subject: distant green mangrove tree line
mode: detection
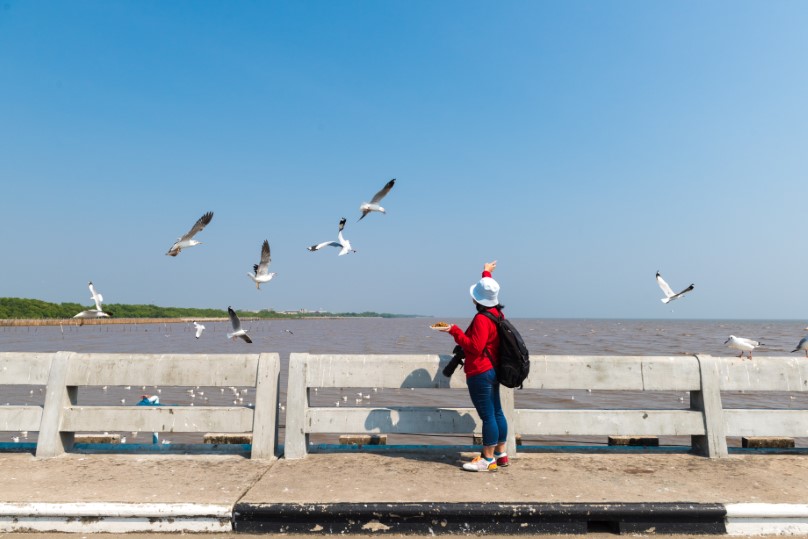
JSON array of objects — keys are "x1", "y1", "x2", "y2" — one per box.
[{"x1": 0, "y1": 298, "x2": 413, "y2": 320}]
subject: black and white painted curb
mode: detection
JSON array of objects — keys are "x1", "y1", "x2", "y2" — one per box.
[
  {"x1": 1, "y1": 501, "x2": 806, "y2": 534},
  {"x1": 233, "y1": 502, "x2": 727, "y2": 534}
]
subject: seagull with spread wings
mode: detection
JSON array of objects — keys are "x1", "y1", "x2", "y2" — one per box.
[
  {"x1": 247, "y1": 239, "x2": 277, "y2": 289},
  {"x1": 74, "y1": 281, "x2": 111, "y2": 319},
  {"x1": 358, "y1": 178, "x2": 395, "y2": 221},
  {"x1": 192, "y1": 321, "x2": 205, "y2": 339},
  {"x1": 227, "y1": 307, "x2": 252, "y2": 343},
  {"x1": 656, "y1": 272, "x2": 694, "y2": 304},
  {"x1": 307, "y1": 217, "x2": 355, "y2": 256},
  {"x1": 166, "y1": 211, "x2": 213, "y2": 256}
]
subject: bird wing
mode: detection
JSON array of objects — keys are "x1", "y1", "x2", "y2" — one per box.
[
  {"x1": 656, "y1": 272, "x2": 675, "y2": 298},
  {"x1": 671, "y1": 284, "x2": 695, "y2": 299},
  {"x1": 88, "y1": 282, "x2": 103, "y2": 310},
  {"x1": 255, "y1": 240, "x2": 271, "y2": 276},
  {"x1": 369, "y1": 178, "x2": 395, "y2": 204},
  {"x1": 308, "y1": 241, "x2": 340, "y2": 252},
  {"x1": 227, "y1": 306, "x2": 242, "y2": 331},
  {"x1": 179, "y1": 211, "x2": 213, "y2": 241},
  {"x1": 240, "y1": 333, "x2": 253, "y2": 344}
]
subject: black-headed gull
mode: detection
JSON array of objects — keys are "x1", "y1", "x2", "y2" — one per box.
[
  {"x1": 74, "y1": 281, "x2": 111, "y2": 319},
  {"x1": 307, "y1": 217, "x2": 355, "y2": 256},
  {"x1": 227, "y1": 306, "x2": 252, "y2": 343},
  {"x1": 247, "y1": 239, "x2": 276, "y2": 289},
  {"x1": 724, "y1": 335, "x2": 763, "y2": 359},
  {"x1": 192, "y1": 321, "x2": 205, "y2": 339},
  {"x1": 791, "y1": 336, "x2": 808, "y2": 357},
  {"x1": 358, "y1": 178, "x2": 395, "y2": 221},
  {"x1": 166, "y1": 211, "x2": 213, "y2": 256},
  {"x1": 656, "y1": 272, "x2": 694, "y2": 304},
  {"x1": 89, "y1": 281, "x2": 104, "y2": 311}
]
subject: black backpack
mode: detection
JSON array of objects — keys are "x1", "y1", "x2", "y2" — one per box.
[{"x1": 480, "y1": 311, "x2": 530, "y2": 389}]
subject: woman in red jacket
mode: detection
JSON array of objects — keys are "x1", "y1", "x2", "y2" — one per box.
[{"x1": 438, "y1": 260, "x2": 509, "y2": 472}]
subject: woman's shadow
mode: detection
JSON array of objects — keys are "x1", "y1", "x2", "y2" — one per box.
[{"x1": 360, "y1": 362, "x2": 477, "y2": 468}]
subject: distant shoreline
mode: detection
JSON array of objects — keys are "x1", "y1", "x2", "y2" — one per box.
[{"x1": 0, "y1": 316, "x2": 403, "y2": 327}]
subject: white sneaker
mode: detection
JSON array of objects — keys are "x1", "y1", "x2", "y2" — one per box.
[{"x1": 462, "y1": 456, "x2": 497, "y2": 472}]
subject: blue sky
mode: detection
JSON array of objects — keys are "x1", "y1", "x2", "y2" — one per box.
[{"x1": 1, "y1": 1, "x2": 807, "y2": 319}]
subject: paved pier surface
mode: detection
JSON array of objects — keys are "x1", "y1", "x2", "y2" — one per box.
[{"x1": 1, "y1": 450, "x2": 807, "y2": 535}]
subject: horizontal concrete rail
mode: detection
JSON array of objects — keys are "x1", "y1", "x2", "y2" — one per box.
[
  {"x1": 0, "y1": 353, "x2": 53, "y2": 436},
  {"x1": 32, "y1": 351, "x2": 280, "y2": 460},
  {"x1": 0, "y1": 352, "x2": 54, "y2": 384},
  {"x1": 61, "y1": 406, "x2": 257, "y2": 433},
  {"x1": 525, "y1": 355, "x2": 702, "y2": 391},
  {"x1": 716, "y1": 356, "x2": 808, "y2": 392},
  {"x1": 514, "y1": 410, "x2": 707, "y2": 436}
]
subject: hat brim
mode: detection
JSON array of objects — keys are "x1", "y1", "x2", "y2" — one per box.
[{"x1": 470, "y1": 283, "x2": 499, "y2": 307}]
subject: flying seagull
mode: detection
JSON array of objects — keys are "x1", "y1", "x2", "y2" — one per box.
[
  {"x1": 227, "y1": 306, "x2": 252, "y2": 343},
  {"x1": 358, "y1": 178, "x2": 396, "y2": 221},
  {"x1": 791, "y1": 336, "x2": 808, "y2": 357},
  {"x1": 656, "y1": 272, "x2": 694, "y2": 304},
  {"x1": 88, "y1": 281, "x2": 104, "y2": 311},
  {"x1": 166, "y1": 211, "x2": 213, "y2": 256},
  {"x1": 247, "y1": 239, "x2": 277, "y2": 289},
  {"x1": 724, "y1": 335, "x2": 763, "y2": 359},
  {"x1": 192, "y1": 321, "x2": 205, "y2": 339},
  {"x1": 307, "y1": 217, "x2": 355, "y2": 256},
  {"x1": 74, "y1": 281, "x2": 111, "y2": 320}
]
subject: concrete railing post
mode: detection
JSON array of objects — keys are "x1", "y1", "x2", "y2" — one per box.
[
  {"x1": 501, "y1": 387, "x2": 517, "y2": 456},
  {"x1": 691, "y1": 354, "x2": 728, "y2": 458},
  {"x1": 284, "y1": 353, "x2": 308, "y2": 459},
  {"x1": 251, "y1": 353, "x2": 280, "y2": 460},
  {"x1": 36, "y1": 351, "x2": 75, "y2": 458}
]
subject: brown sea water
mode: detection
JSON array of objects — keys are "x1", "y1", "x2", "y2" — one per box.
[{"x1": 2, "y1": 317, "x2": 807, "y2": 447}]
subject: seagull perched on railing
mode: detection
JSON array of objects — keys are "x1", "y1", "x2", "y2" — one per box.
[
  {"x1": 358, "y1": 178, "x2": 395, "y2": 221},
  {"x1": 791, "y1": 336, "x2": 808, "y2": 357},
  {"x1": 724, "y1": 335, "x2": 763, "y2": 359},
  {"x1": 656, "y1": 272, "x2": 694, "y2": 304},
  {"x1": 247, "y1": 239, "x2": 277, "y2": 289},
  {"x1": 166, "y1": 211, "x2": 213, "y2": 256},
  {"x1": 227, "y1": 307, "x2": 252, "y2": 343},
  {"x1": 307, "y1": 217, "x2": 355, "y2": 256}
]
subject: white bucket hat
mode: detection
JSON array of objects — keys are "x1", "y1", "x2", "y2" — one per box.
[{"x1": 470, "y1": 277, "x2": 500, "y2": 307}]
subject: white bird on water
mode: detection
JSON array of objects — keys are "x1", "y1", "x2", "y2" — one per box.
[
  {"x1": 166, "y1": 211, "x2": 213, "y2": 256},
  {"x1": 724, "y1": 335, "x2": 763, "y2": 359},
  {"x1": 227, "y1": 307, "x2": 252, "y2": 343},
  {"x1": 73, "y1": 281, "x2": 111, "y2": 319},
  {"x1": 656, "y1": 272, "x2": 695, "y2": 304},
  {"x1": 247, "y1": 239, "x2": 277, "y2": 289},
  {"x1": 307, "y1": 217, "x2": 356, "y2": 256},
  {"x1": 192, "y1": 321, "x2": 205, "y2": 339},
  {"x1": 358, "y1": 178, "x2": 396, "y2": 221},
  {"x1": 791, "y1": 336, "x2": 808, "y2": 357}
]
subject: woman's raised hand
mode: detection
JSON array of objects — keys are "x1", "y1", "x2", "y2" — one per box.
[{"x1": 484, "y1": 260, "x2": 497, "y2": 273}]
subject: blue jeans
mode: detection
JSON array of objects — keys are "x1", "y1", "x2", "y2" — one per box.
[{"x1": 466, "y1": 369, "x2": 508, "y2": 447}]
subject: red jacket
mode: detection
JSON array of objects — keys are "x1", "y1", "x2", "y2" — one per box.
[{"x1": 448, "y1": 271, "x2": 502, "y2": 378}]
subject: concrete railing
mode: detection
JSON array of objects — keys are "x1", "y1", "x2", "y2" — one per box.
[
  {"x1": 4, "y1": 352, "x2": 806, "y2": 460},
  {"x1": 0, "y1": 351, "x2": 280, "y2": 459},
  {"x1": 284, "y1": 353, "x2": 808, "y2": 459},
  {"x1": 0, "y1": 353, "x2": 53, "y2": 438}
]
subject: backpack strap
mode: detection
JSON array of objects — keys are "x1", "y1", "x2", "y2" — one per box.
[{"x1": 479, "y1": 311, "x2": 501, "y2": 368}]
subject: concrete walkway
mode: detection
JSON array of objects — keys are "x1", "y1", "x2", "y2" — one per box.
[{"x1": 1, "y1": 449, "x2": 807, "y2": 535}]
